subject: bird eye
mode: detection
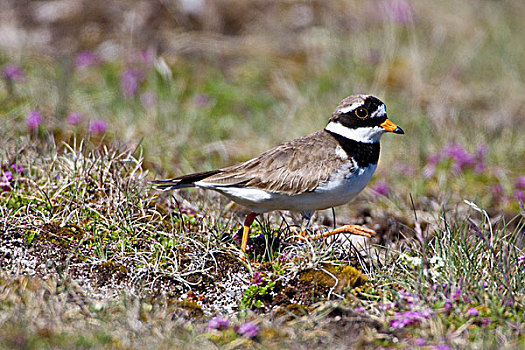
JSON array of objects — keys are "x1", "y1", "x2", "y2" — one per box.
[{"x1": 355, "y1": 107, "x2": 368, "y2": 119}]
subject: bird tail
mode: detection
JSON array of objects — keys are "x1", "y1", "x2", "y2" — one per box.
[{"x1": 152, "y1": 170, "x2": 221, "y2": 190}]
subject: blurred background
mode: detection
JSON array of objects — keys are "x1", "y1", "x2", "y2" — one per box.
[{"x1": 1, "y1": 0, "x2": 525, "y2": 214}]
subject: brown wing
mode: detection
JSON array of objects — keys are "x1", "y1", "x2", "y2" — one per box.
[{"x1": 199, "y1": 130, "x2": 350, "y2": 195}]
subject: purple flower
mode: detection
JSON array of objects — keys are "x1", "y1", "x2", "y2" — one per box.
[
  {"x1": 452, "y1": 288, "x2": 461, "y2": 300},
  {"x1": 2, "y1": 64, "x2": 25, "y2": 81},
  {"x1": 207, "y1": 317, "x2": 229, "y2": 330},
  {"x1": 380, "y1": 0, "x2": 413, "y2": 25},
  {"x1": 10, "y1": 164, "x2": 23, "y2": 174},
  {"x1": 193, "y1": 93, "x2": 211, "y2": 108},
  {"x1": 354, "y1": 306, "x2": 365, "y2": 312},
  {"x1": 237, "y1": 322, "x2": 259, "y2": 338},
  {"x1": 2, "y1": 171, "x2": 13, "y2": 182},
  {"x1": 515, "y1": 177, "x2": 525, "y2": 189},
  {"x1": 89, "y1": 119, "x2": 107, "y2": 134},
  {"x1": 379, "y1": 302, "x2": 395, "y2": 310},
  {"x1": 414, "y1": 338, "x2": 426, "y2": 346},
  {"x1": 26, "y1": 110, "x2": 42, "y2": 129},
  {"x1": 399, "y1": 289, "x2": 415, "y2": 304},
  {"x1": 67, "y1": 112, "x2": 82, "y2": 125},
  {"x1": 514, "y1": 190, "x2": 525, "y2": 202},
  {"x1": 140, "y1": 92, "x2": 157, "y2": 108},
  {"x1": 482, "y1": 281, "x2": 488, "y2": 288},
  {"x1": 251, "y1": 272, "x2": 263, "y2": 285},
  {"x1": 120, "y1": 68, "x2": 144, "y2": 97},
  {"x1": 1, "y1": 171, "x2": 13, "y2": 191},
  {"x1": 466, "y1": 307, "x2": 479, "y2": 316},
  {"x1": 278, "y1": 253, "x2": 288, "y2": 263},
  {"x1": 423, "y1": 164, "x2": 436, "y2": 178},
  {"x1": 442, "y1": 144, "x2": 476, "y2": 171},
  {"x1": 389, "y1": 310, "x2": 430, "y2": 329},
  {"x1": 372, "y1": 181, "x2": 390, "y2": 196},
  {"x1": 474, "y1": 162, "x2": 486, "y2": 173},
  {"x1": 75, "y1": 52, "x2": 99, "y2": 68},
  {"x1": 475, "y1": 144, "x2": 488, "y2": 160},
  {"x1": 443, "y1": 301, "x2": 452, "y2": 310},
  {"x1": 140, "y1": 49, "x2": 154, "y2": 66},
  {"x1": 426, "y1": 154, "x2": 442, "y2": 165},
  {"x1": 396, "y1": 162, "x2": 415, "y2": 177},
  {"x1": 432, "y1": 345, "x2": 451, "y2": 350},
  {"x1": 491, "y1": 184, "x2": 503, "y2": 197}
]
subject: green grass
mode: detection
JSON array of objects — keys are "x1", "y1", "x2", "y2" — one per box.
[{"x1": 1, "y1": 0, "x2": 525, "y2": 348}]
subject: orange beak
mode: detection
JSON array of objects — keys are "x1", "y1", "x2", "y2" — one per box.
[{"x1": 380, "y1": 119, "x2": 404, "y2": 134}]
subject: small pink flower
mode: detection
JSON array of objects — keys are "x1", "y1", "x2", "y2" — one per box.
[
  {"x1": 475, "y1": 144, "x2": 488, "y2": 159},
  {"x1": 414, "y1": 338, "x2": 426, "y2": 346},
  {"x1": 372, "y1": 181, "x2": 390, "y2": 196},
  {"x1": 67, "y1": 112, "x2": 82, "y2": 125},
  {"x1": 389, "y1": 310, "x2": 431, "y2": 329},
  {"x1": 515, "y1": 177, "x2": 525, "y2": 189},
  {"x1": 193, "y1": 93, "x2": 211, "y2": 108},
  {"x1": 518, "y1": 255, "x2": 525, "y2": 266},
  {"x1": 278, "y1": 253, "x2": 288, "y2": 263},
  {"x1": 442, "y1": 144, "x2": 476, "y2": 171},
  {"x1": 474, "y1": 162, "x2": 486, "y2": 173},
  {"x1": 140, "y1": 49, "x2": 154, "y2": 66},
  {"x1": 432, "y1": 345, "x2": 451, "y2": 350},
  {"x1": 120, "y1": 68, "x2": 144, "y2": 97},
  {"x1": 379, "y1": 302, "x2": 395, "y2": 310},
  {"x1": 89, "y1": 119, "x2": 107, "y2": 134},
  {"x1": 237, "y1": 322, "x2": 259, "y2": 338},
  {"x1": 26, "y1": 110, "x2": 42, "y2": 129},
  {"x1": 354, "y1": 306, "x2": 365, "y2": 312},
  {"x1": 10, "y1": 164, "x2": 23, "y2": 174},
  {"x1": 514, "y1": 190, "x2": 525, "y2": 202},
  {"x1": 207, "y1": 317, "x2": 229, "y2": 330},
  {"x1": 452, "y1": 288, "x2": 461, "y2": 300},
  {"x1": 75, "y1": 52, "x2": 99, "y2": 69},
  {"x1": 1, "y1": 171, "x2": 13, "y2": 191},
  {"x1": 466, "y1": 307, "x2": 479, "y2": 316},
  {"x1": 491, "y1": 184, "x2": 503, "y2": 197},
  {"x1": 140, "y1": 92, "x2": 157, "y2": 108},
  {"x1": 2, "y1": 64, "x2": 25, "y2": 81},
  {"x1": 380, "y1": 0, "x2": 414, "y2": 25},
  {"x1": 251, "y1": 272, "x2": 263, "y2": 285}
]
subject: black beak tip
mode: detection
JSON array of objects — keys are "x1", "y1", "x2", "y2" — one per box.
[{"x1": 393, "y1": 126, "x2": 405, "y2": 134}]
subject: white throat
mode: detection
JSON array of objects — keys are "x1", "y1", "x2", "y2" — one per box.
[{"x1": 325, "y1": 121, "x2": 384, "y2": 143}]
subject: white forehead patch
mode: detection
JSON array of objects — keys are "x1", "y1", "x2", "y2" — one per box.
[
  {"x1": 371, "y1": 104, "x2": 386, "y2": 118},
  {"x1": 337, "y1": 101, "x2": 364, "y2": 114},
  {"x1": 325, "y1": 121, "x2": 385, "y2": 143}
]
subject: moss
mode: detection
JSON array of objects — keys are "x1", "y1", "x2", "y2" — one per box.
[
  {"x1": 179, "y1": 300, "x2": 204, "y2": 319},
  {"x1": 95, "y1": 261, "x2": 129, "y2": 284},
  {"x1": 274, "y1": 303, "x2": 309, "y2": 320},
  {"x1": 37, "y1": 222, "x2": 85, "y2": 248},
  {"x1": 298, "y1": 264, "x2": 366, "y2": 291},
  {"x1": 298, "y1": 264, "x2": 366, "y2": 294}
]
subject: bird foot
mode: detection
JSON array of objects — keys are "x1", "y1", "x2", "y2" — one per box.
[{"x1": 298, "y1": 224, "x2": 376, "y2": 241}]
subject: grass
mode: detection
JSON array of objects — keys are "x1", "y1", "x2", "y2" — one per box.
[{"x1": 1, "y1": 0, "x2": 525, "y2": 348}]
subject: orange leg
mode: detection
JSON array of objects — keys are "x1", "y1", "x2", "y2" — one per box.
[
  {"x1": 298, "y1": 216, "x2": 375, "y2": 241},
  {"x1": 298, "y1": 217, "x2": 311, "y2": 240},
  {"x1": 240, "y1": 212, "x2": 257, "y2": 262}
]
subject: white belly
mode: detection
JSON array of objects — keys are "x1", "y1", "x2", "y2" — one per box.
[{"x1": 196, "y1": 163, "x2": 377, "y2": 214}]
